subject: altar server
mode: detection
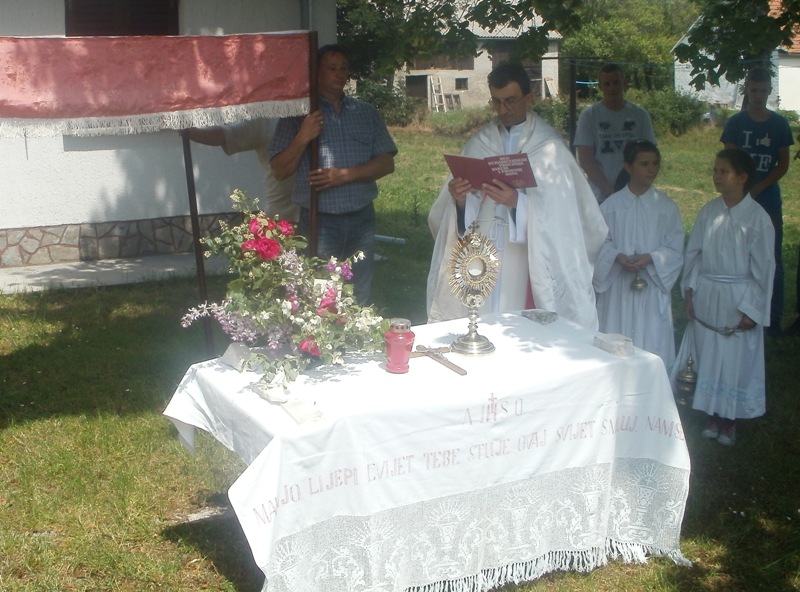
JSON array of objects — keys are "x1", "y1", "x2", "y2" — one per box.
[
  {"x1": 672, "y1": 148, "x2": 775, "y2": 447},
  {"x1": 593, "y1": 140, "x2": 684, "y2": 368}
]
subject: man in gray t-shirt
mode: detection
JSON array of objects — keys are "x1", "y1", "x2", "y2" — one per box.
[{"x1": 574, "y1": 63, "x2": 656, "y2": 203}]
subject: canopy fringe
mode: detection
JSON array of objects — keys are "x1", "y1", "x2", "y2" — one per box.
[{"x1": 0, "y1": 98, "x2": 309, "y2": 138}]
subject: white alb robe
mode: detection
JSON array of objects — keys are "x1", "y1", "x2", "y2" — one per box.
[
  {"x1": 671, "y1": 195, "x2": 775, "y2": 419},
  {"x1": 593, "y1": 186, "x2": 684, "y2": 368},
  {"x1": 427, "y1": 113, "x2": 608, "y2": 330}
]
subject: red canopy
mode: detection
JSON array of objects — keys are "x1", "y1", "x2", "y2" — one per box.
[{"x1": 0, "y1": 32, "x2": 310, "y2": 137}]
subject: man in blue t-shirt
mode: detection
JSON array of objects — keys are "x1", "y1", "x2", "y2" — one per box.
[{"x1": 721, "y1": 66, "x2": 794, "y2": 335}]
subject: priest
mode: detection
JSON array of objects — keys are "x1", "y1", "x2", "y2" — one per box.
[{"x1": 426, "y1": 63, "x2": 607, "y2": 329}]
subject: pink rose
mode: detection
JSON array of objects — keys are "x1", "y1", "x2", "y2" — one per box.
[
  {"x1": 277, "y1": 220, "x2": 294, "y2": 236},
  {"x1": 299, "y1": 338, "x2": 320, "y2": 357},
  {"x1": 242, "y1": 237, "x2": 281, "y2": 260},
  {"x1": 317, "y1": 286, "x2": 338, "y2": 315},
  {"x1": 249, "y1": 218, "x2": 263, "y2": 237}
]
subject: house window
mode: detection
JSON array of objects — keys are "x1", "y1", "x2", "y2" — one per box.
[
  {"x1": 405, "y1": 75, "x2": 428, "y2": 99},
  {"x1": 65, "y1": 0, "x2": 179, "y2": 36},
  {"x1": 455, "y1": 78, "x2": 468, "y2": 90}
]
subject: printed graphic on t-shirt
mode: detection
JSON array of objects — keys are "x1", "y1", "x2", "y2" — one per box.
[
  {"x1": 598, "y1": 119, "x2": 640, "y2": 155},
  {"x1": 740, "y1": 130, "x2": 774, "y2": 173}
]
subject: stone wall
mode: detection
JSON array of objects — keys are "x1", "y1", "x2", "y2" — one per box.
[{"x1": 0, "y1": 212, "x2": 240, "y2": 267}]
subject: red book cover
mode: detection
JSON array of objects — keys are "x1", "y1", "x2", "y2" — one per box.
[{"x1": 444, "y1": 153, "x2": 537, "y2": 189}]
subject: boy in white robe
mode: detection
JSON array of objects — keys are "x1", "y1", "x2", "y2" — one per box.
[
  {"x1": 594, "y1": 140, "x2": 684, "y2": 368},
  {"x1": 426, "y1": 64, "x2": 607, "y2": 330}
]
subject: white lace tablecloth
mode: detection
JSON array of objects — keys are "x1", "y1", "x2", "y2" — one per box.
[{"x1": 164, "y1": 312, "x2": 691, "y2": 592}]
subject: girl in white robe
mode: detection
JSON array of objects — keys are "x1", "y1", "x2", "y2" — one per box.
[
  {"x1": 672, "y1": 148, "x2": 775, "y2": 446},
  {"x1": 594, "y1": 141, "x2": 684, "y2": 368}
]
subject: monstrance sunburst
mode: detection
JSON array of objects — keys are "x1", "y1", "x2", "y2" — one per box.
[{"x1": 447, "y1": 223, "x2": 499, "y2": 355}]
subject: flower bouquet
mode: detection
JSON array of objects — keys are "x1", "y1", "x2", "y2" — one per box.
[{"x1": 182, "y1": 190, "x2": 387, "y2": 386}]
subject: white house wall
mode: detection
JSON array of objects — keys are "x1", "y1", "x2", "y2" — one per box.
[
  {"x1": 777, "y1": 55, "x2": 800, "y2": 113},
  {"x1": 406, "y1": 40, "x2": 560, "y2": 111},
  {"x1": 180, "y1": 0, "x2": 336, "y2": 42},
  {"x1": 1, "y1": 0, "x2": 335, "y2": 265},
  {"x1": 673, "y1": 61, "x2": 743, "y2": 109},
  {"x1": 2, "y1": 0, "x2": 64, "y2": 34},
  {"x1": 672, "y1": 49, "x2": 798, "y2": 114},
  {"x1": 541, "y1": 44, "x2": 559, "y2": 97}
]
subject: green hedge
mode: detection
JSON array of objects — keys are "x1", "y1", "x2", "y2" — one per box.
[
  {"x1": 354, "y1": 79, "x2": 427, "y2": 127},
  {"x1": 624, "y1": 88, "x2": 707, "y2": 137},
  {"x1": 363, "y1": 83, "x2": 711, "y2": 138}
]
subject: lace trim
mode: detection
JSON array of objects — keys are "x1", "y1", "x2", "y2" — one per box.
[
  {"x1": 0, "y1": 98, "x2": 309, "y2": 138},
  {"x1": 261, "y1": 459, "x2": 691, "y2": 591}
]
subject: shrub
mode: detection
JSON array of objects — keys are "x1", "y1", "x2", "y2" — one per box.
[
  {"x1": 533, "y1": 98, "x2": 570, "y2": 135},
  {"x1": 625, "y1": 88, "x2": 706, "y2": 137},
  {"x1": 354, "y1": 79, "x2": 427, "y2": 127},
  {"x1": 429, "y1": 108, "x2": 494, "y2": 136},
  {"x1": 427, "y1": 98, "x2": 574, "y2": 137},
  {"x1": 715, "y1": 107, "x2": 798, "y2": 128},
  {"x1": 777, "y1": 108, "x2": 799, "y2": 125}
]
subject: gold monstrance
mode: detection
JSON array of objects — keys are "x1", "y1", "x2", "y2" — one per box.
[{"x1": 447, "y1": 223, "x2": 500, "y2": 355}]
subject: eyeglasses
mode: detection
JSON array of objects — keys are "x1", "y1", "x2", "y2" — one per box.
[{"x1": 488, "y1": 96, "x2": 522, "y2": 109}]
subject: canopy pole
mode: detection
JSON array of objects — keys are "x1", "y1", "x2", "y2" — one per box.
[
  {"x1": 181, "y1": 131, "x2": 215, "y2": 358},
  {"x1": 308, "y1": 31, "x2": 320, "y2": 257}
]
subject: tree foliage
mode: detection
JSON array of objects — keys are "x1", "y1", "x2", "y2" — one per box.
[
  {"x1": 337, "y1": 0, "x2": 584, "y2": 81},
  {"x1": 559, "y1": 0, "x2": 699, "y2": 91},
  {"x1": 674, "y1": 0, "x2": 800, "y2": 89},
  {"x1": 337, "y1": 0, "x2": 800, "y2": 96}
]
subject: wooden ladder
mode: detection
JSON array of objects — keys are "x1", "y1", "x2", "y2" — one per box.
[{"x1": 430, "y1": 76, "x2": 447, "y2": 112}]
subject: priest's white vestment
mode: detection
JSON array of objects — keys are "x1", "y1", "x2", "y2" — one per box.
[
  {"x1": 593, "y1": 186, "x2": 684, "y2": 368},
  {"x1": 672, "y1": 195, "x2": 775, "y2": 419},
  {"x1": 426, "y1": 113, "x2": 607, "y2": 330}
]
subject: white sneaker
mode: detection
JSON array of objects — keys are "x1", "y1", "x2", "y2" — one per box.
[
  {"x1": 701, "y1": 418, "x2": 720, "y2": 439},
  {"x1": 717, "y1": 423, "x2": 736, "y2": 446}
]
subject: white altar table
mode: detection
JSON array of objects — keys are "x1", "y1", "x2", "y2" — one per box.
[{"x1": 164, "y1": 312, "x2": 691, "y2": 592}]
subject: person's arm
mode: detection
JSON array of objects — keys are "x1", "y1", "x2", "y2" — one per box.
[
  {"x1": 576, "y1": 145, "x2": 614, "y2": 197},
  {"x1": 481, "y1": 178, "x2": 519, "y2": 209},
  {"x1": 619, "y1": 253, "x2": 651, "y2": 272},
  {"x1": 309, "y1": 153, "x2": 395, "y2": 191},
  {"x1": 447, "y1": 177, "x2": 472, "y2": 235},
  {"x1": 186, "y1": 126, "x2": 226, "y2": 148},
  {"x1": 270, "y1": 111, "x2": 324, "y2": 181},
  {"x1": 749, "y1": 146, "x2": 790, "y2": 199}
]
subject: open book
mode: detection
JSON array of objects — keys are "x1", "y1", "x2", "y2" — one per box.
[{"x1": 444, "y1": 153, "x2": 537, "y2": 189}]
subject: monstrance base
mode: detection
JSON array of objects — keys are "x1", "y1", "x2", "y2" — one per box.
[{"x1": 451, "y1": 331, "x2": 495, "y2": 356}]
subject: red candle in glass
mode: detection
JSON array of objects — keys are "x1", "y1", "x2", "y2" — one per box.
[{"x1": 384, "y1": 318, "x2": 415, "y2": 373}]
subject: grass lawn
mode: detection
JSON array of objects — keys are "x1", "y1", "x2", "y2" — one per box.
[{"x1": 1, "y1": 123, "x2": 799, "y2": 591}]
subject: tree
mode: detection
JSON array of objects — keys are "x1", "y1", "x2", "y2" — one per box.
[
  {"x1": 337, "y1": 0, "x2": 585, "y2": 82},
  {"x1": 674, "y1": 0, "x2": 800, "y2": 89},
  {"x1": 559, "y1": 0, "x2": 699, "y2": 91}
]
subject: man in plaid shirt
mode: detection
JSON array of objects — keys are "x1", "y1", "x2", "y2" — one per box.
[{"x1": 270, "y1": 45, "x2": 397, "y2": 305}]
